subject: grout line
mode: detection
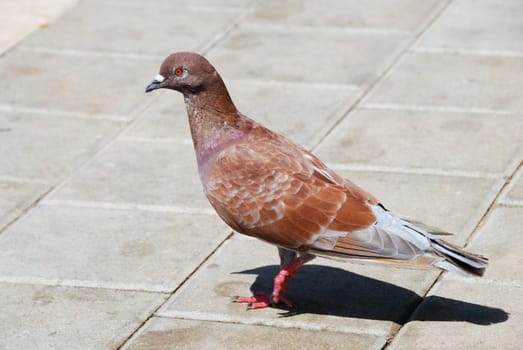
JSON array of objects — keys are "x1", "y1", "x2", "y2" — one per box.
[
  {"x1": 224, "y1": 78, "x2": 361, "y2": 91},
  {"x1": 0, "y1": 276, "x2": 173, "y2": 293},
  {"x1": 118, "y1": 136, "x2": 193, "y2": 144},
  {"x1": 464, "y1": 160, "x2": 522, "y2": 247},
  {"x1": 412, "y1": 47, "x2": 523, "y2": 59},
  {"x1": 40, "y1": 199, "x2": 216, "y2": 215},
  {"x1": 196, "y1": 0, "x2": 258, "y2": 54},
  {"x1": 442, "y1": 274, "x2": 523, "y2": 289},
  {"x1": 359, "y1": 103, "x2": 523, "y2": 117},
  {"x1": 498, "y1": 199, "x2": 523, "y2": 207},
  {"x1": 0, "y1": 175, "x2": 49, "y2": 185},
  {"x1": 327, "y1": 163, "x2": 503, "y2": 179},
  {"x1": 155, "y1": 310, "x2": 385, "y2": 337},
  {"x1": 0, "y1": 104, "x2": 131, "y2": 122},
  {"x1": 18, "y1": 45, "x2": 163, "y2": 61},
  {"x1": 115, "y1": 231, "x2": 235, "y2": 350},
  {"x1": 237, "y1": 22, "x2": 413, "y2": 36},
  {"x1": 0, "y1": 186, "x2": 55, "y2": 236}
]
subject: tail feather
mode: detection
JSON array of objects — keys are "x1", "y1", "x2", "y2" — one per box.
[{"x1": 430, "y1": 238, "x2": 488, "y2": 276}]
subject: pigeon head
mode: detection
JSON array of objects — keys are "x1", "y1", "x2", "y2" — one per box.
[{"x1": 145, "y1": 52, "x2": 223, "y2": 96}]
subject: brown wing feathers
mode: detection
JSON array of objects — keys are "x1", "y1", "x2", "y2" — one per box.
[{"x1": 206, "y1": 140, "x2": 378, "y2": 250}]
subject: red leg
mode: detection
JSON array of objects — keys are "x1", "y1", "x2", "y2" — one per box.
[{"x1": 233, "y1": 259, "x2": 305, "y2": 310}]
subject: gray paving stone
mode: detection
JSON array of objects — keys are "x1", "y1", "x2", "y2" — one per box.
[
  {"x1": 0, "y1": 179, "x2": 48, "y2": 230},
  {"x1": 315, "y1": 108, "x2": 523, "y2": 173},
  {"x1": 0, "y1": 111, "x2": 124, "y2": 181},
  {"x1": 0, "y1": 282, "x2": 166, "y2": 350},
  {"x1": 125, "y1": 80, "x2": 361, "y2": 147},
  {"x1": 0, "y1": 205, "x2": 230, "y2": 291},
  {"x1": 123, "y1": 316, "x2": 385, "y2": 350},
  {"x1": 365, "y1": 51, "x2": 523, "y2": 112},
  {"x1": 47, "y1": 139, "x2": 212, "y2": 211},
  {"x1": 0, "y1": 49, "x2": 156, "y2": 118},
  {"x1": 0, "y1": 0, "x2": 75, "y2": 53},
  {"x1": 22, "y1": 2, "x2": 242, "y2": 56},
  {"x1": 159, "y1": 235, "x2": 439, "y2": 336},
  {"x1": 207, "y1": 26, "x2": 409, "y2": 85},
  {"x1": 388, "y1": 279, "x2": 515, "y2": 350},
  {"x1": 248, "y1": 0, "x2": 443, "y2": 32},
  {"x1": 335, "y1": 170, "x2": 499, "y2": 244},
  {"x1": 467, "y1": 206, "x2": 523, "y2": 285},
  {"x1": 416, "y1": 0, "x2": 523, "y2": 53}
]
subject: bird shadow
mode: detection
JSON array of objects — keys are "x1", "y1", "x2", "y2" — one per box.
[{"x1": 233, "y1": 265, "x2": 508, "y2": 325}]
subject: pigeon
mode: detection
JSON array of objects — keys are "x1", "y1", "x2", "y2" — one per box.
[{"x1": 145, "y1": 52, "x2": 488, "y2": 310}]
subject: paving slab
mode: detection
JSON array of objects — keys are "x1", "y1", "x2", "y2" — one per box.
[
  {"x1": 22, "y1": 1, "x2": 242, "y2": 56},
  {"x1": 466, "y1": 206, "x2": 523, "y2": 285},
  {"x1": 335, "y1": 170, "x2": 500, "y2": 244},
  {"x1": 0, "y1": 0, "x2": 76, "y2": 53},
  {"x1": 388, "y1": 279, "x2": 514, "y2": 350},
  {"x1": 46, "y1": 139, "x2": 212, "y2": 211},
  {"x1": 247, "y1": 0, "x2": 443, "y2": 32},
  {"x1": 0, "y1": 49, "x2": 156, "y2": 118},
  {"x1": 364, "y1": 51, "x2": 523, "y2": 112},
  {"x1": 0, "y1": 179, "x2": 48, "y2": 231},
  {"x1": 126, "y1": 79, "x2": 361, "y2": 147},
  {"x1": 207, "y1": 26, "x2": 409, "y2": 85},
  {"x1": 0, "y1": 282, "x2": 166, "y2": 350},
  {"x1": 0, "y1": 111, "x2": 124, "y2": 181},
  {"x1": 123, "y1": 316, "x2": 386, "y2": 350},
  {"x1": 315, "y1": 108, "x2": 523, "y2": 174},
  {"x1": 159, "y1": 235, "x2": 440, "y2": 336},
  {"x1": 416, "y1": 0, "x2": 523, "y2": 53},
  {"x1": 0, "y1": 205, "x2": 230, "y2": 291}
]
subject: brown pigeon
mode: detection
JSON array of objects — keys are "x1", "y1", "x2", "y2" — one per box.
[{"x1": 145, "y1": 52, "x2": 488, "y2": 309}]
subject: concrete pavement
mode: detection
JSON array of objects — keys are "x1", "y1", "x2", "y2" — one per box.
[{"x1": 1, "y1": 0, "x2": 521, "y2": 349}]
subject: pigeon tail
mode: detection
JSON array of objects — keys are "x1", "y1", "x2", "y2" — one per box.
[{"x1": 430, "y1": 237, "x2": 488, "y2": 276}]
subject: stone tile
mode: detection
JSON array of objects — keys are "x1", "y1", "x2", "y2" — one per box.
[
  {"x1": 0, "y1": 282, "x2": 166, "y2": 350},
  {"x1": 23, "y1": 2, "x2": 242, "y2": 56},
  {"x1": 0, "y1": 111, "x2": 124, "y2": 181},
  {"x1": 123, "y1": 317, "x2": 385, "y2": 350},
  {"x1": 502, "y1": 168, "x2": 523, "y2": 205},
  {"x1": 0, "y1": 0, "x2": 76, "y2": 53},
  {"x1": 208, "y1": 27, "x2": 408, "y2": 85},
  {"x1": 0, "y1": 49, "x2": 156, "y2": 118},
  {"x1": 0, "y1": 205, "x2": 230, "y2": 291},
  {"x1": 0, "y1": 179, "x2": 48, "y2": 230},
  {"x1": 389, "y1": 279, "x2": 514, "y2": 349},
  {"x1": 336, "y1": 170, "x2": 499, "y2": 243},
  {"x1": 47, "y1": 139, "x2": 212, "y2": 210},
  {"x1": 365, "y1": 51, "x2": 523, "y2": 112},
  {"x1": 249, "y1": 0, "x2": 443, "y2": 32},
  {"x1": 467, "y1": 206, "x2": 523, "y2": 285},
  {"x1": 315, "y1": 109, "x2": 523, "y2": 173},
  {"x1": 125, "y1": 80, "x2": 361, "y2": 147},
  {"x1": 159, "y1": 235, "x2": 440, "y2": 336},
  {"x1": 416, "y1": 0, "x2": 523, "y2": 53}
]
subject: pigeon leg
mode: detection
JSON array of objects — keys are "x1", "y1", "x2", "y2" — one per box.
[{"x1": 233, "y1": 259, "x2": 305, "y2": 310}]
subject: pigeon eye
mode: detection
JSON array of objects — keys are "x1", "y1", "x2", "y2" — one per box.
[{"x1": 174, "y1": 67, "x2": 184, "y2": 77}]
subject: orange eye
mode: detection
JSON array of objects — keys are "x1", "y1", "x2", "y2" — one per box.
[{"x1": 174, "y1": 67, "x2": 184, "y2": 77}]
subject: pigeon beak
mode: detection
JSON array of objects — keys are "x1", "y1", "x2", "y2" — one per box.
[{"x1": 145, "y1": 74, "x2": 166, "y2": 93}]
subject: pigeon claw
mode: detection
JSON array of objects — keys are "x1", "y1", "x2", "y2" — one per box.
[{"x1": 232, "y1": 292, "x2": 293, "y2": 310}]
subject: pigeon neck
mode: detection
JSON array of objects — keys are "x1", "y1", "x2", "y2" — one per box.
[{"x1": 183, "y1": 89, "x2": 245, "y2": 160}]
